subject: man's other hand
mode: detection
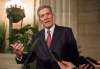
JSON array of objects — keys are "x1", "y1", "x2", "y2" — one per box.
[
  {"x1": 10, "y1": 41, "x2": 24, "y2": 57},
  {"x1": 79, "y1": 64, "x2": 95, "y2": 69},
  {"x1": 57, "y1": 61, "x2": 74, "y2": 69}
]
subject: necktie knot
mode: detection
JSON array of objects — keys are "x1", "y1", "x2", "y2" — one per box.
[{"x1": 47, "y1": 30, "x2": 50, "y2": 35}]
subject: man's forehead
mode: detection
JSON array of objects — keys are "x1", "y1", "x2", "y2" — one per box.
[
  {"x1": 39, "y1": 7, "x2": 51, "y2": 12},
  {"x1": 38, "y1": 8, "x2": 51, "y2": 14}
]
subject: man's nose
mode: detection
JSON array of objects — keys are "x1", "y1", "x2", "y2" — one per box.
[{"x1": 44, "y1": 15, "x2": 48, "y2": 20}]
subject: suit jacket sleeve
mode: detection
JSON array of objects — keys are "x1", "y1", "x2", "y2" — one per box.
[{"x1": 63, "y1": 28, "x2": 80, "y2": 66}]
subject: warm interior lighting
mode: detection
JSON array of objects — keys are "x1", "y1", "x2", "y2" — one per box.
[
  {"x1": 5, "y1": 0, "x2": 40, "y2": 28},
  {"x1": 5, "y1": 0, "x2": 24, "y2": 9}
]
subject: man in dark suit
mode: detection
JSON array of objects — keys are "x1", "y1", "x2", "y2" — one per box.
[{"x1": 11, "y1": 5, "x2": 94, "y2": 69}]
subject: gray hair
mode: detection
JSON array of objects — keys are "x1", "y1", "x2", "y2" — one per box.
[{"x1": 37, "y1": 5, "x2": 52, "y2": 15}]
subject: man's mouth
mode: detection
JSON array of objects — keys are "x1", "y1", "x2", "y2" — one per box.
[{"x1": 44, "y1": 21, "x2": 50, "y2": 23}]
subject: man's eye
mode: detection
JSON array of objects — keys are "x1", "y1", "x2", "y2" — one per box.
[
  {"x1": 46, "y1": 13, "x2": 50, "y2": 15},
  {"x1": 40, "y1": 15, "x2": 44, "y2": 18}
]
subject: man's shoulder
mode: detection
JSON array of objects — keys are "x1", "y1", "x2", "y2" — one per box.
[
  {"x1": 55, "y1": 25, "x2": 72, "y2": 31},
  {"x1": 35, "y1": 29, "x2": 44, "y2": 37}
]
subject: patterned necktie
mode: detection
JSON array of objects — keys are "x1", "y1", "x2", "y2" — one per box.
[{"x1": 47, "y1": 30, "x2": 52, "y2": 48}]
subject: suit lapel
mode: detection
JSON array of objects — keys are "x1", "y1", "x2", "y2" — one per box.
[
  {"x1": 40, "y1": 29, "x2": 49, "y2": 49},
  {"x1": 50, "y1": 25, "x2": 59, "y2": 49},
  {"x1": 40, "y1": 25, "x2": 60, "y2": 50}
]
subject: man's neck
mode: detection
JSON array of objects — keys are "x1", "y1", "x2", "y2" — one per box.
[{"x1": 45, "y1": 24, "x2": 55, "y2": 31}]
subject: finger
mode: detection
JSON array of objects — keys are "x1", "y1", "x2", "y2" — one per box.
[
  {"x1": 16, "y1": 44, "x2": 23, "y2": 50},
  {"x1": 98, "y1": 61, "x2": 100, "y2": 63},
  {"x1": 10, "y1": 42, "x2": 19, "y2": 49},
  {"x1": 60, "y1": 61, "x2": 68, "y2": 64},
  {"x1": 62, "y1": 61, "x2": 69, "y2": 64},
  {"x1": 57, "y1": 61, "x2": 62, "y2": 66},
  {"x1": 59, "y1": 61, "x2": 68, "y2": 66},
  {"x1": 83, "y1": 64, "x2": 90, "y2": 69},
  {"x1": 10, "y1": 44, "x2": 14, "y2": 48},
  {"x1": 87, "y1": 64, "x2": 94, "y2": 69},
  {"x1": 79, "y1": 64, "x2": 86, "y2": 69},
  {"x1": 16, "y1": 44, "x2": 24, "y2": 52},
  {"x1": 89, "y1": 66, "x2": 94, "y2": 69},
  {"x1": 57, "y1": 61, "x2": 64, "y2": 67},
  {"x1": 14, "y1": 42, "x2": 19, "y2": 46},
  {"x1": 10, "y1": 44, "x2": 18, "y2": 51},
  {"x1": 14, "y1": 43, "x2": 23, "y2": 50},
  {"x1": 61, "y1": 61, "x2": 72, "y2": 67}
]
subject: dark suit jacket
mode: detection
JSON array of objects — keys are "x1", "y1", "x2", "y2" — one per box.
[{"x1": 16, "y1": 25, "x2": 80, "y2": 69}]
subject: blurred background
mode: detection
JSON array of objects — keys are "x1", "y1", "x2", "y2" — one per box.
[{"x1": 0, "y1": 0, "x2": 100, "y2": 69}]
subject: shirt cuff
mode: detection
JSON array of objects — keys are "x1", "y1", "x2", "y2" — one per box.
[{"x1": 16, "y1": 56, "x2": 23, "y2": 61}]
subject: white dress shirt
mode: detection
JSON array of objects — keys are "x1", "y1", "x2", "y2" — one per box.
[{"x1": 44, "y1": 25, "x2": 55, "y2": 41}]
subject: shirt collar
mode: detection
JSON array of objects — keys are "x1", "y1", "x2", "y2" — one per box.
[
  {"x1": 45, "y1": 25, "x2": 55, "y2": 39},
  {"x1": 45, "y1": 25, "x2": 55, "y2": 33}
]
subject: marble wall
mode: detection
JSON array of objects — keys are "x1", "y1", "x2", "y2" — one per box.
[{"x1": 77, "y1": 0, "x2": 100, "y2": 60}]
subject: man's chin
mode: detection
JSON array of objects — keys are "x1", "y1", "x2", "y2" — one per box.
[{"x1": 45, "y1": 25, "x2": 52, "y2": 29}]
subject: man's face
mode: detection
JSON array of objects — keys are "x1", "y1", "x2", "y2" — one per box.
[{"x1": 38, "y1": 8, "x2": 54, "y2": 29}]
